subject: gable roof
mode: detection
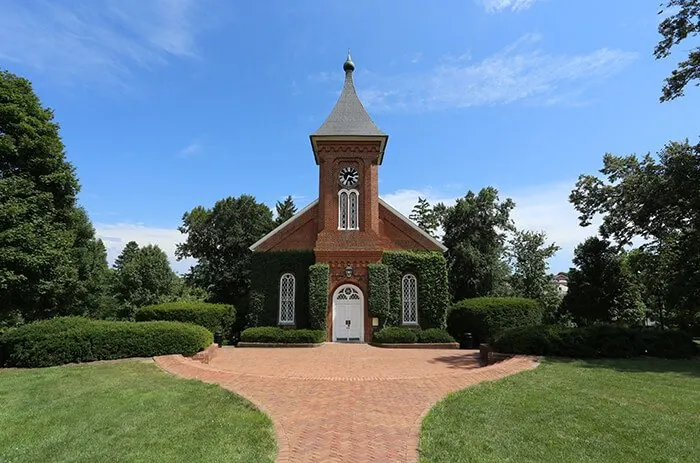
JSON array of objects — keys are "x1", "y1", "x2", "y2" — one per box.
[
  {"x1": 378, "y1": 198, "x2": 448, "y2": 252},
  {"x1": 249, "y1": 199, "x2": 318, "y2": 252}
]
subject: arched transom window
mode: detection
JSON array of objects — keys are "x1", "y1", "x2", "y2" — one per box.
[
  {"x1": 338, "y1": 189, "x2": 359, "y2": 230},
  {"x1": 279, "y1": 273, "x2": 295, "y2": 324},
  {"x1": 402, "y1": 274, "x2": 418, "y2": 325},
  {"x1": 336, "y1": 286, "x2": 361, "y2": 300}
]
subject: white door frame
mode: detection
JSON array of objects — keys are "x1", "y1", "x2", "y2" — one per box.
[{"x1": 332, "y1": 284, "x2": 364, "y2": 342}]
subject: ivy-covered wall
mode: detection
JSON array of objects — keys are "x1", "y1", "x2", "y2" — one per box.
[
  {"x1": 368, "y1": 263, "x2": 394, "y2": 327},
  {"x1": 249, "y1": 251, "x2": 315, "y2": 328},
  {"x1": 308, "y1": 263, "x2": 329, "y2": 330},
  {"x1": 381, "y1": 251, "x2": 450, "y2": 329}
]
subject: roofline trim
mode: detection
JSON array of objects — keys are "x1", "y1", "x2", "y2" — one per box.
[
  {"x1": 309, "y1": 134, "x2": 389, "y2": 165},
  {"x1": 378, "y1": 198, "x2": 448, "y2": 252},
  {"x1": 249, "y1": 199, "x2": 319, "y2": 252}
]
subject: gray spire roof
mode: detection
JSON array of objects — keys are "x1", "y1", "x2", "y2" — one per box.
[{"x1": 312, "y1": 53, "x2": 386, "y2": 137}]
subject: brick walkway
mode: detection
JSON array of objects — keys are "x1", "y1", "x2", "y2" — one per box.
[{"x1": 155, "y1": 344, "x2": 537, "y2": 463}]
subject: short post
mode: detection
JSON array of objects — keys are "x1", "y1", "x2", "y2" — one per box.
[
  {"x1": 460, "y1": 332, "x2": 473, "y2": 349},
  {"x1": 479, "y1": 343, "x2": 492, "y2": 365}
]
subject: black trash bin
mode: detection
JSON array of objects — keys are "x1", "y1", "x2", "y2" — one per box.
[{"x1": 460, "y1": 332, "x2": 473, "y2": 349}]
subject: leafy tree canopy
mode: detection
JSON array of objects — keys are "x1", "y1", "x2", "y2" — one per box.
[
  {"x1": 506, "y1": 229, "x2": 560, "y2": 301},
  {"x1": 655, "y1": 0, "x2": 700, "y2": 101},
  {"x1": 0, "y1": 70, "x2": 107, "y2": 325},
  {"x1": 409, "y1": 197, "x2": 441, "y2": 238},
  {"x1": 176, "y1": 195, "x2": 274, "y2": 305},
  {"x1": 442, "y1": 187, "x2": 515, "y2": 301},
  {"x1": 562, "y1": 237, "x2": 645, "y2": 326},
  {"x1": 113, "y1": 243, "x2": 175, "y2": 311},
  {"x1": 274, "y1": 195, "x2": 297, "y2": 226}
]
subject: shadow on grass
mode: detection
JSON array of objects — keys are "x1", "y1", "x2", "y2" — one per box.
[
  {"x1": 427, "y1": 351, "x2": 483, "y2": 370},
  {"x1": 545, "y1": 356, "x2": 700, "y2": 378}
]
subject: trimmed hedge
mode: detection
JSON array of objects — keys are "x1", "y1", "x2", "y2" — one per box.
[
  {"x1": 383, "y1": 251, "x2": 450, "y2": 329},
  {"x1": 372, "y1": 326, "x2": 418, "y2": 344},
  {"x1": 447, "y1": 297, "x2": 542, "y2": 345},
  {"x1": 368, "y1": 263, "x2": 392, "y2": 326},
  {"x1": 417, "y1": 328, "x2": 456, "y2": 343},
  {"x1": 249, "y1": 251, "x2": 315, "y2": 328},
  {"x1": 135, "y1": 301, "x2": 234, "y2": 334},
  {"x1": 0, "y1": 317, "x2": 213, "y2": 368},
  {"x1": 493, "y1": 324, "x2": 698, "y2": 359},
  {"x1": 308, "y1": 264, "x2": 329, "y2": 330},
  {"x1": 240, "y1": 327, "x2": 326, "y2": 344}
]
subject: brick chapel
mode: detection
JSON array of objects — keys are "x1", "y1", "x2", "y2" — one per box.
[{"x1": 249, "y1": 54, "x2": 447, "y2": 342}]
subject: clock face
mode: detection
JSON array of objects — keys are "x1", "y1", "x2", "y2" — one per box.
[{"x1": 339, "y1": 167, "x2": 359, "y2": 187}]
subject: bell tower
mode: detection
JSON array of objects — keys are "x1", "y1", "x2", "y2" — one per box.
[{"x1": 310, "y1": 52, "x2": 388, "y2": 258}]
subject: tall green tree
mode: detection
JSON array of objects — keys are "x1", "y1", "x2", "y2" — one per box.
[
  {"x1": 562, "y1": 237, "x2": 645, "y2": 326},
  {"x1": 570, "y1": 140, "x2": 700, "y2": 332},
  {"x1": 176, "y1": 195, "x2": 275, "y2": 306},
  {"x1": 655, "y1": 0, "x2": 700, "y2": 101},
  {"x1": 442, "y1": 187, "x2": 515, "y2": 301},
  {"x1": 274, "y1": 195, "x2": 297, "y2": 226},
  {"x1": 113, "y1": 244, "x2": 175, "y2": 311},
  {"x1": 506, "y1": 229, "x2": 560, "y2": 300},
  {"x1": 0, "y1": 70, "x2": 107, "y2": 324},
  {"x1": 114, "y1": 241, "x2": 139, "y2": 271},
  {"x1": 409, "y1": 197, "x2": 441, "y2": 238}
]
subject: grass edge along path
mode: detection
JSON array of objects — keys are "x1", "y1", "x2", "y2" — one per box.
[
  {"x1": 0, "y1": 359, "x2": 277, "y2": 463},
  {"x1": 420, "y1": 357, "x2": 700, "y2": 463}
]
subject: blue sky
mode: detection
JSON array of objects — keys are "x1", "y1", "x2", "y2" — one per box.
[{"x1": 1, "y1": 0, "x2": 698, "y2": 273}]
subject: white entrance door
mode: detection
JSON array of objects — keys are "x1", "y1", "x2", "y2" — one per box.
[{"x1": 332, "y1": 285, "x2": 364, "y2": 342}]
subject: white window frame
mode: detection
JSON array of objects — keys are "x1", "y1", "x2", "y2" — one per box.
[
  {"x1": 338, "y1": 189, "x2": 359, "y2": 230},
  {"x1": 279, "y1": 273, "x2": 295, "y2": 325},
  {"x1": 401, "y1": 274, "x2": 418, "y2": 325}
]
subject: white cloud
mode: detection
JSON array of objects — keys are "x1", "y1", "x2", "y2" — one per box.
[
  {"x1": 357, "y1": 34, "x2": 637, "y2": 111},
  {"x1": 96, "y1": 223, "x2": 195, "y2": 274},
  {"x1": 481, "y1": 0, "x2": 543, "y2": 13},
  {"x1": 0, "y1": 0, "x2": 219, "y2": 88},
  {"x1": 178, "y1": 141, "x2": 203, "y2": 158},
  {"x1": 381, "y1": 180, "x2": 601, "y2": 272}
]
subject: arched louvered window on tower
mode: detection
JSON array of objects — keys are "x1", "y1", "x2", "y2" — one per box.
[
  {"x1": 401, "y1": 274, "x2": 418, "y2": 325},
  {"x1": 279, "y1": 273, "x2": 295, "y2": 325},
  {"x1": 338, "y1": 189, "x2": 359, "y2": 230}
]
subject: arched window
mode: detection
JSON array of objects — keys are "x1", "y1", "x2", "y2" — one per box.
[
  {"x1": 402, "y1": 274, "x2": 418, "y2": 325},
  {"x1": 338, "y1": 189, "x2": 359, "y2": 230},
  {"x1": 279, "y1": 273, "x2": 295, "y2": 324}
]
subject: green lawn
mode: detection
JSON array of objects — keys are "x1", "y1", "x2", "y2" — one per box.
[
  {"x1": 421, "y1": 358, "x2": 700, "y2": 463},
  {"x1": 0, "y1": 360, "x2": 276, "y2": 463}
]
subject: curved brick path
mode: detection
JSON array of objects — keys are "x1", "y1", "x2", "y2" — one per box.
[{"x1": 155, "y1": 344, "x2": 537, "y2": 463}]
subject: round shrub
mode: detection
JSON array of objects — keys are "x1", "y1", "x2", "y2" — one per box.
[
  {"x1": 493, "y1": 324, "x2": 698, "y2": 359},
  {"x1": 240, "y1": 327, "x2": 325, "y2": 344},
  {"x1": 447, "y1": 297, "x2": 542, "y2": 345},
  {"x1": 372, "y1": 326, "x2": 418, "y2": 344},
  {"x1": 0, "y1": 317, "x2": 213, "y2": 368},
  {"x1": 416, "y1": 328, "x2": 456, "y2": 343},
  {"x1": 135, "y1": 301, "x2": 234, "y2": 334}
]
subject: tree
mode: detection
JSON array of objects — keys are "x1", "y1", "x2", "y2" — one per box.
[
  {"x1": 442, "y1": 187, "x2": 515, "y2": 301},
  {"x1": 274, "y1": 195, "x2": 297, "y2": 226},
  {"x1": 562, "y1": 237, "x2": 645, "y2": 326},
  {"x1": 0, "y1": 70, "x2": 108, "y2": 325},
  {"x1": 113, "y1": 244, "x2": 175, "y2": 311},
  {"x1": 505, "y1": 229, "x2": 560, "y2": 300},
  {"x1": 409, "y1": 197, "x2": 441, "y2": 238},
  {"x1": 655, "y1": 0, "x2": 700, "y2": 101},
  {"x1": 570, "y1": 140, "x2": 700, "y2": 332},
  {"x1": 114, "y1": 241, "x2": 139, "y2": 271},
  {"x1": 176, "y1": 195, "x2": 275, "y2": 306}
]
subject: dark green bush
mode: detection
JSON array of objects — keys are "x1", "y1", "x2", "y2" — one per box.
[
  {"x1": 447, "y1": 297, "x2": 543, "y2": 345},
  {"x1": 416, "y1": 328, "x2": 455, "y2": 343},
  {"x1": 493, "y1": 324, "x2": 698, "y2": 359},
  {"x1": 240, "y1": 327, "x2": 325, "y2": 344},
  {"x1": 372, "y1": 326, "x2": 418, "y2": 344},
  {"x1": 0, "y1": 317, "x2": 213, "y2": 368},
  {"x1": 135, "y1": 301, "x2": 234, "y2": 334}
]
